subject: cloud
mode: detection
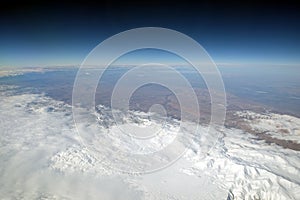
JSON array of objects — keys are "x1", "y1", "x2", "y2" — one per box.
[{"x1": 0, "y1": 89, "x2": 142, "y2": 199}]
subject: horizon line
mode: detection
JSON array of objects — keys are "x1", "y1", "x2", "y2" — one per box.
[{"x1": 1, "y1": 62, "x2": 300, "y2": 69}]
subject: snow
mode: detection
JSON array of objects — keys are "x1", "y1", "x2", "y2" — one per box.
[
  {"x1": 0, "y1": 85, "x2": 299, "y2": 199},
  {"x1": 182, "y1": 128, "x2": 300, "y2": 199},
  {"x1": 236, "y1": 111, "x2": 300, "y2": 143}
]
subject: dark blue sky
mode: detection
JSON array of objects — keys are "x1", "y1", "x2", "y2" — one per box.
[{"x1": 1, "y1": 0, "x2": 299, "y2": 66}]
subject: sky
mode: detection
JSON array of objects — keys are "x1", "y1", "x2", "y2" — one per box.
[{"x1": 0, "y1": 0, "x2": 300, "y2": 67}]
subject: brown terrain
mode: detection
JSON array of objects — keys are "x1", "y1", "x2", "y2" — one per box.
[{"x1": 95, "y1": 84, "x2": 300, "y2": 151}]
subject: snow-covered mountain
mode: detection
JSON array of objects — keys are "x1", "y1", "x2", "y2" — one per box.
[{"x1": 0, "y1": 85, "x2": 299, "y2": 199}]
